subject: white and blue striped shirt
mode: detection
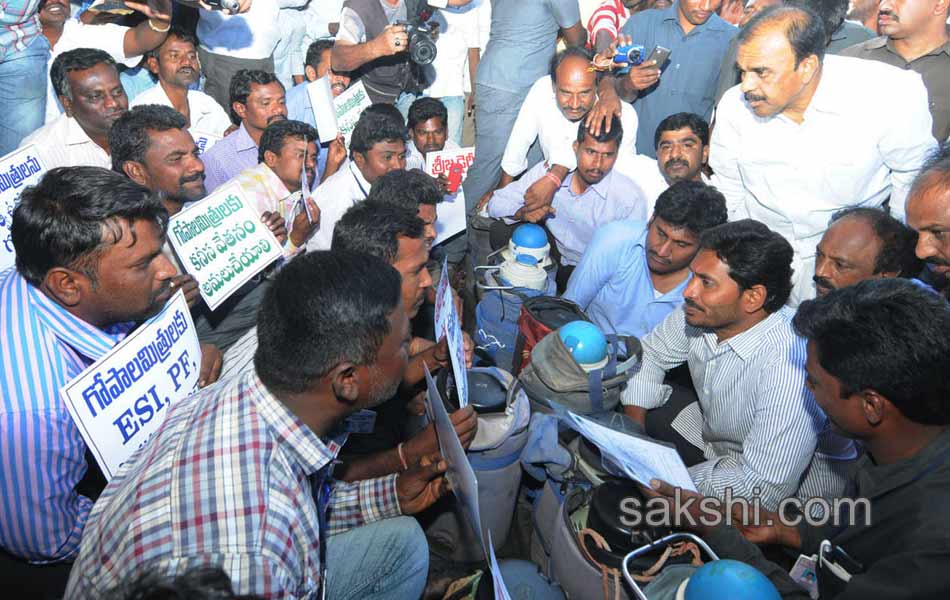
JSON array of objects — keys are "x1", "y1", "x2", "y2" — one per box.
[
  {"x1": 622, "y1": 306, "x2": 856, "y2": 510},
  {"x1": 0, "y1": 270, "x2": 133, "y2": 562}
]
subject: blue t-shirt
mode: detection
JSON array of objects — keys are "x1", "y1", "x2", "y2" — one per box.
[
  {"x1": 620, "y1": 2, "x2": 736, "y2": 157},
  {"x1": 476, "y1": 0, "x2": 581, "y2": 94}
]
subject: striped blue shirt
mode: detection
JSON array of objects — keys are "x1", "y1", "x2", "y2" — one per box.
[
  {"x1": 622, "y1": 306, "x2": 857, "y2": 510},
  {"x1": 0, "y1": 269, "x2": 133, "y2": 562}
]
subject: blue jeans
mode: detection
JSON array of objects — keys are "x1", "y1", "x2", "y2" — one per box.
[
  {"x1": 0, "y1": 35, "x2": 50, "y2": 155},
  {"x1": 395, "y1": 91, "x2": 421, "y2": 121},
  {"x1": 325, "y1": 516, "x2": 428, "y2": 600},
  {"x1": 434, "y1": 95, "x2": 464, "y2": 146}
]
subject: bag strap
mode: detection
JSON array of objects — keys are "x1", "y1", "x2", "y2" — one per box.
[{"x1": 588, "y1": 368, "x2": 604, "y2": 413}]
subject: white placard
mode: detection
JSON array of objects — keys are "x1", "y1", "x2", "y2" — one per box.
[
  {"x1": 441, "y1": 281, "x2": 468, "y2": 408},
  {"x1": 425, "y1": 147, "x2": 474, "y2": 246},
  {"x1": 0, "y1": 144, "x2": 47, "y2": 271},
  {"x1": 487, "y1": 531, "x2": 513, "y2": 600},
  {"x1": 425, "y1": 366, "x2": 485, "y2": 557},
  {"x1": 433, "y1": 256, "x2": 450, "y2": 336},
  {"x1": 566, "y1": 411, "x2": 697, "y2": 492},
  {"x1": 167, "y1": 183, "x2": 283, "y2": 310},
  {"x1": 334, "y1": 80, "x2": 372, "y2": 147},
  {"x1": 306, "y1": 76, "x2": 339, "y2": 144},
  {"x1": 192, "y1": 130, "x2": 222, "y2": 156},
  {"x1": 61, "y1": 291, "x2": 202, "y2": 479}
]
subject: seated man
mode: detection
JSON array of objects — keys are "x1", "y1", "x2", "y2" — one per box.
[
  {"x1": 488, "y1": 118, "x2": 647, "y2": 277},
  {"x1": 131, "y1": 26, "x2": 232, "y2": 144},
  {"x1": 405, "y1": 97, "x2": 459, "y2": 172},
  {"x1": 65, "y1": 250, "x2": 449, "y2": 599},
  {"x1": 21, "y1": 48, "x2": 128, "y2": 169},
  {"x1": 110, "y1": 105, "x2": 290, "y2": 351},
  {"x1": 648, "y1": 279, "x2": 950, "y2": 598},
  {"x1": 813, "y1": 207, "x2": 923, "y2": 296},
  {"x1": 486, "y1": 46, "x2": 638, "y2": 208},
  {"x1": 0, "y1": 168, "x2": 221, "y2": 595},
  {"x1": 564, "y1": 180, "x2": 727, "y2": 338},
  {"x1": 233, "y1": 119, "x2": 322, "y2": 254},
  {"x1": 623, "y1": 220, "x2": 855, "y2": 510},
  {"x1": 285, "y1": 38, "x2": 352, "y2": 181},
  {"x1": 307, "y1": 108, "x2": 408, "y2": 251},
  {"x1": 618, "y1": 112, "x2": 711, "y2": 215},
  {"x1": 367, "y1": 168, "x2": 444, "y2": 247},
  {"x1": 202, "y1": 69, "x2": 288, "y2": 193}
]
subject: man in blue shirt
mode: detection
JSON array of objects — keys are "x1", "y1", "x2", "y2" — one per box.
[
  {"x1": 564, "y1": 180, "x2": 727, "y2": 337},
  {"x1": 589, "y1": 0, "x2": 736, "y2": 157},
  {"x1": 0, "y1": 167, "x2": 222, "y2": 596}
]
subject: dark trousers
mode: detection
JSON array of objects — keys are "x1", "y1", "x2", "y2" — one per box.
[
  {"x1": 645, "y1": 365, "x2": 706, "y2": 467},
  {"x1": 198, "y1": 47, "x2": 275, "y2": 112}
]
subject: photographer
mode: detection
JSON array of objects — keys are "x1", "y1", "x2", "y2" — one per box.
[{"x1": 332, "y1": 0, "x2": 472, "y2": 109}]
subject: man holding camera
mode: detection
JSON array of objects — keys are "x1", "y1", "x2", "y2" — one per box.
[{"x1": 332, "y1": 0, "x2": 472, "y2": 111}]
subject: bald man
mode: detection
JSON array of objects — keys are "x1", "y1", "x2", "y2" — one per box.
[{"x1": 906, "y1": 143, "x2": 950, "y2": 295}]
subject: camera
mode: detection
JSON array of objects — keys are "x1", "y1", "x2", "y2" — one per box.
[
  {"x1": 613, "y1": 44, "x2": 645, "y2": 66},
  {"x1": 399, "y1": 19, "x2": 438, "y2": 65}
]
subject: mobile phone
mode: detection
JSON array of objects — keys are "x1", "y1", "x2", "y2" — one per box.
[{"x1": 645, "y1": 46, "x2": 672, "y2": 68}]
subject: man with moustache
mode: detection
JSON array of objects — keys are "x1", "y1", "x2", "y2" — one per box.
[
  {"x1": 38, "y1": 0, "x2": 171, "y2": 123},
  {"x1": 564, "y1": 180, "x2": 726, "y2": 338},
  {"x1": 710, "y1": 6, "x2": 937, "y2": 305},
  {"x1": 622, "y1": 112, "x2": 711, "y2": 215},
  {"x1": 623, "y1": 219, "x2": 855, "y2": 508},
  {"x1": 203, "y1": 69, "x2": 288, "y2": 193},
  {"x1": 0, "y1": 168, "x2": 222, "y2": 595},
  {"x1": 405, "y1": 96, "x2": 457, "y2": 172},
  {"x1": 131, "y1": 26, "x2": 232, "y2": 141},
  {"x1": 20, "y1": 48, "x2": 128, "y2": 169},
  {"x1": 480, "y1": 47, "x2": 638, "y2": 210},
  {"x1": 907, "y1": 143, "x2": 950, "y2": 297},
  {"x1": 813, "y1": 207, "x2": 922, "y2": 297},
  {"x1": 842, "y1": 0, "x2": 950, "y2": 141},
  {"x1": 65, "y1": 250, "x2": 449, "y2": 600},
  {"x1": 489, "y1": 119, "x2": 646, "y2": 288},
  {"x1": 110, "y1": 105, "x2": 291, "y2": 350}
]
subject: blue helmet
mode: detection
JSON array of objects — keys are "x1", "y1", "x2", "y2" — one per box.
[
  {"x1": 682, "y1": 560, "x2": 781, "y2": 600},
  {"x1": 559, "y1": 321, "x2": 608, "y2": 367}
]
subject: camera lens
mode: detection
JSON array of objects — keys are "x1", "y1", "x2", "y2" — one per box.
[{"x1": 410, "y1": 35, "x2": 437, "y2": 65}]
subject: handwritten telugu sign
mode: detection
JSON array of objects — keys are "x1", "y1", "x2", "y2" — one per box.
[
  {"x1": 425, "y1": 147, "x2": 474, "y2": 246},
  {"x1": 61, "y1": 291, "x2": 202, "y2": 479},
  {"x1": 0, "y1": 145, "x2": 46, "y2": 271},
  {"x1": 334, "y1": 80, "x2": 372, "y2": 147},
  {"x1": 167, "y1": 183, "x2": 283, "y2": 311}
]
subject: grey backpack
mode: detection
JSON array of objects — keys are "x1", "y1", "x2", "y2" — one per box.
[{"x1": 518, "y1": 327, "x2": 641, "y2": 416}]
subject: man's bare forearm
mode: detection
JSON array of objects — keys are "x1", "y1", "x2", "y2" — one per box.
[{"x1": 332, "y1": 40, "x2": 382, "y2": 73}]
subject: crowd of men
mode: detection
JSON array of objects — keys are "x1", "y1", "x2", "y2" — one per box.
[{"x1": 1, "y1": 0, "x2": 949, "y2": 598}]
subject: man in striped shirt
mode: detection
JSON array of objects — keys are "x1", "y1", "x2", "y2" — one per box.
[
  {"x1": 0, "y1": 167, "x2": 220, "y2": 595},
  {"x1": 622, "y1": 220, "x2": 856, "y2": 510},
  {"x1": 67, "y1": 250, "x2": 449, "y2": 599},
  {"x1": 587, "y1": 0, "x2": 672, "y2": 52}
]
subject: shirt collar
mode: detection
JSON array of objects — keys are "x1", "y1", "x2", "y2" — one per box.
[
  {"x1": 22, "y1": 272, "x2": 132, "y2": 360},
  {"x1": 248, "y1": 371, "x2": 342, "y2": 476},
  {"x1": 804, "y1": 58, "x2": 849, "y2": 117},
  {"x1": 563, "y1": 168, "x2": 614, "y2": 200},
  {"x1": 233, "y1": 123, "x2": 258, "y2": 153},
  {"x1": 854, "y1": 429, "x2": 950, "y2": 500},
  {"x1": 663, "y1": 2, "x2": 731, "y2": 33},
  {"x1": 65, "y1": 116, "x2": 97, "y2": 148},
  {"x1": 703, "y1": 307, "x2": 790, "y2": 361},
  {"x1": 881, "y1": 36, "x2": 950, "y2": 59},
  {"x1": 349, "y1": 161, "x2": 372, "y2": 197}
]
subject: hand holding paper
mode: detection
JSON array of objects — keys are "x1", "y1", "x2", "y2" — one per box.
[{"x1": 395, "y1": 453, "x2": 449, "y2": 514}]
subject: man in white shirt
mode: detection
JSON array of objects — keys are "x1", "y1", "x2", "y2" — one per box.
[
  {"x1": 21, "y1": 49, "x2": 128, "y2": 169},
  {"x1": 196, "y1": 0, "x2": 304, "y2": 108},
  {"x1": 711, "y1": 5, "x2": 937, "y2": 305},
  {"x1": 423, "y1": 3, "x2": 481, "y2": 144},
  {"x1": 131, "y1": 26, "x2": 232, "y2": 153},
  {"x1": 618, "y1": 111, "x2": 711, "y2": 215},
  {"x1": 307, "y1": 108, "x2": 408, "y2": 251},
  {"x1": 38, "y1": 0, "x2": 171, "y2": 123},
  {"x1": 405, "y1": 96, "x2": 459, "y2": 171},
  {"x1": 485, "y1": 46, "x2": 638, "y2": 208}
]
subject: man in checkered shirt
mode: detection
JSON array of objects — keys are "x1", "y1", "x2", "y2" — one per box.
[{"x1": 66, "y1": 250, "x2": 450, "y2": 599}]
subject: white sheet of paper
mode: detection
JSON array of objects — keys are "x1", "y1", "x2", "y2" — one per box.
[
  {"x1": 61, "y1": 291, "x2": 202, "y2": 479},
  {"x1": 566, "y1": 411, "x2": 697, "y2": 491},
  {"x1": 440, "y1": 282, "x2": 468, "y2": 408},
  {"x1": 433, "y1": 256, "x2": 450, "y2": 337},
  {"x1": 0, "y1": 144, "x2": 46, "y2": 271},
  {"x1": 425, "y1": 366, "x2": 485, "y2": 557},
  {"x1": 167, "y1": 183, "x2": 284, "y2": 310},
  {"x1": 434, "y1": 189, "x2": 467, "y2": 246},
  {"x1": 487, "y1": 531, "x2": 513, "y2": 600},
  {"x1": 307, "y1": 76, "x2": 338, "y2": 143}
]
